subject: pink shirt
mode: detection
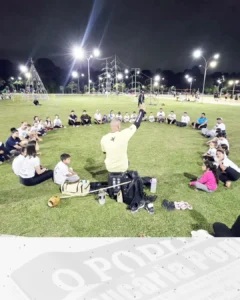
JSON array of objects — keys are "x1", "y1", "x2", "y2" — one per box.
[{"x1": 190, "y1": 171, "x2": 217, "y2": 191}]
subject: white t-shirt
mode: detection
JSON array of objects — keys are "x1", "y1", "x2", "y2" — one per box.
[
  {"x1": 149, "y1": 115, "x2": 155, "y2": 122},
  {"x1": 94, "y1": 113, "x2": 102, "y2": 121},
  {"x1": 157, "y1": 111, "x2": 165, "y2": 118},
  {"x1": 31, "y1": 126, "x2": 39, "y2": 133},
  {"x1": 222, "y1": 157, "x2": 240, "y2": 173},
  {"x1": 12, "y1": 155, "x2": 26, "y2": 176},
  {"x1": 101, "y1": 125, "x2": 137, "y2": 172},
  {"x1": 17, "y1": 127, "x2": 28, "y2": 139},
  {"x1": 215, "y1": 123, "x2": 226, "y2": 131},
  {"x1": 207, "y1": 147, "x2": 217, "y2": 159},
  {"x1": 168, "y1": 113, "x2": 176, "y2": 120},
  {"x1": 217, "y1": 138, "x2": 230, "y2": 150},
  {"x1": 116, "y1": 114, "x2": 122, "y2": 121},
  {"x1": 130, "y1": 114, "x2": 136, "y2": 122},
  {"x1": 54, "y1": 161, "x2": 71, "y2": 185},
  {"x1": 19, "y1": 156, "x2": 40, "y2": 178},
  {"x1": 124, "y1": 115, "x2": 130, "y2": 122},
  {"x1": 181, "y1": 115, "x2": 190, "y2": 124},
  {"x1": 54, "y1": 119, "x2": 62, "y2": 126}
]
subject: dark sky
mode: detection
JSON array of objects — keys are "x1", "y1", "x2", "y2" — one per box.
[{"x1": 1, "y1": 0, "x2": 240, "y2": 72}]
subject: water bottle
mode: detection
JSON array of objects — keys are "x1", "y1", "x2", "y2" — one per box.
[
  {"x1": 150, "y1": 178, "x2": 157, "y2": 193},
  {"x1": 98, "y1": 190, "x2": 106, "y2": 205}
]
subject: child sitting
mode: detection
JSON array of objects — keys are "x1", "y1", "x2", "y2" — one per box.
[
  {"x1": 54, "y1": 115, "x2": 65, "y2": 128},
  {"x1": 45, "y1": 117, "x2": 53, "y2": 130},
  {"x1": 189, "y1": 160, "x2": 218, "y2": 192},
  {"x1": 202, "y1": 141, "x2": 217, "y2": 162},
  {"x1": 54, "y1": 153, "x2": 80, "y2": 185},
  {"x1": 123, "y1": 113, "x2": 130, "y2": 123},
  {"x1": 102, "y1": 114, "x2": 108, "y2": 124},
  {"x1": 148, "y1": 113, "x2": 155, "y2": 123},
  {"x1": 130, "y1": 111, "x2": 137, "y2": 123},
  {"x1": 116, "y1": 112, "x2": 123, "y2": 122}
]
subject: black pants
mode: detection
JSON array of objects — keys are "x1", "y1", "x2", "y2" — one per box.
[
  {"x1": 82, "y1": 119, "x2": 92, "y2": 125},
  {"x1": 68, "y1": 120, "x2": 81, "y2": 126},
  {"x1": 176, "y1": 121, "x2": 187, "y2": 127},
  {"x1": 167, "y1": 119, "x2": 176, "y2": 124},
  {"x1": 219, "y1": 167, "x2": 240, "y2": 183},
  {"x1": 0, "y1": 144, "x2": 10, "y2": 161},
  {"x1": 192, "y1": 122, "x2": 207, "y2": 130},
  {"x1": 20, "y1": 170, "x2": 53, "y2": 186}
]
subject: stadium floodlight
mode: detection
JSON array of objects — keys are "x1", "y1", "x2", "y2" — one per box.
[
  {"x1": 193, "y1": 49, "x2": 202, "y2": 58},
  {"x1": 162, "y1": 78, "x2": 165, "y2": 80},
  {"x1": 125, "y1": 69, "x2": 129, "y2": 74},
  {"x1": 185, "y1": 74, "x2": 189, "y2": 79},
  {"x1": 10, "y1": 77, "x2": 14, "y2": 80},
  {"x1": 235, "y1": 80, "x2": 239, "y2": 84},
  {"x1": 188, "y1": 77, "x2": 193, "y2": 82},
  {"x1": 228, "y1": 80, "x2": 239, "y2": 96},
  {"x1": 154, "y1": 81, "x2": 158, "y2": 87},
  {"x1": 19, "y1": 65, "x2": 28, "y2": 73},
  {"x1": 25, "y1": 72, "x2": 31, "y2": 79},
  {"x1": 137, "y1": 70, "x2": 140, "y2": 74},
  {"x1": 217, "y1": 80, "x2": 221, "y2": 84},
  {"x1": 18, "y1": 77, "x2": 22, "y2": 80},
  {"x1": 107, "y1": 73, "x2": 111, "y2": 78},
  {"x1": 125, "y1": 75, "x2": 129, "y2": 79},
  {"x1": 73, "y1": 47, "x2": 85, "y2": 60},
  {"x1": 154, "y1": 75, "x2": 160, "y2": 81},
  {"x1": 117, "y1": 73, "x2": 123, "y2": 80},
  {"x1": 192, "y1": 48, "x2": 220, "y2": 96},
  {"x1": 99, "y1": 77, "x2": 103, "y2": 81},
  {"x1": 142, "y1": 85, "x2": 145, "y2": 88},
  {"x1": 72, "y1": 71, "x2": 79, "y2": 78},
  {"x1": 81, "y1": 73, "x2": 84, "y2": 77},
  {"x1": 89, "y1": 80, "x2": 92, "y2": 83},
  {"x1": 228, "y1": 80, "x2": 233, "y2": 85},
  {"x1": 93, "y1": 48, "x2": 100, "y2": 57},
  {"x1": 209, "y1": 61, "x2": 217, "y2": 68},
  {"x1": 213, "y1": 53, "x2": 220, "y2": 60}
]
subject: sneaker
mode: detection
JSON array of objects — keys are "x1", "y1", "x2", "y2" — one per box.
[
  {"x1": 130, "y1": 200, "x2": 145, "y2": 214},
  {"x1": 145, "y1": 203, "x2": 154, "y2": 214},
  {"x1": 144, "y1": 193, "x2": 157, "y2": 203}
]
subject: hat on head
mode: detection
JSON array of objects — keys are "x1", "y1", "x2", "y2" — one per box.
[{"x1": 217, "y1": 117, "x2": 223, "y2": 120}]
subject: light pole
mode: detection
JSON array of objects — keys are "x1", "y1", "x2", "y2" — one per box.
[
  {"x1": 185, "y1": 74, "x2": 194, "y2": 94},
  {"x1": 228, "y1": 80, "x2": 239, "y2": 97},
  {"x1": 73, "y1": 47, "x2": 100, "y2": 94},
  {"x1": 131, "y1": 68, "x2": 140, "y2": 95},
  {"x1": 72, "y1": 71, "x2": 79, "y2": 93},
  {"x1": 192, "y1": 49, "x2": 219, "y2": 96}
]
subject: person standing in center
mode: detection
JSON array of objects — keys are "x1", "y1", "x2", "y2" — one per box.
[{"x1": 138, "y1": 91, "x2": 145, "y2": 107}]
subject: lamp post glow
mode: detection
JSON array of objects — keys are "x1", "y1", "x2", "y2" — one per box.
[
  {"x1": 187, "y1": 77, "x2": 193, "y2": 94},
  {"x1": 124, "y1": 69, "x2": 129, "y2": 74},
  {"x1": 72, "y1": 71, "x2": 80, "y2": 93},
  {"x1": 154, "y1": 75, "x2": 160, "y2": 81},
  {"x1": 117, "y1": 73, "x2": 123, "y2": 80},
  {"x1": 192, "y1": 49, "x2": 220, "y2": 96},
  {"x1": 87, "y1": 48, "x2": 100, "y2": 94},
  {"x1": 18, "y1": 77, "x2": 22, "y2": 80},
  {"x1": 25, "y1": 72, "x2": 31, "y2": 79},
  {"x1": 228, "y1": 80, "x2": 239, "y2": 97},
  {"x1": 19, "y1": 65, "x2": 28, "y2": 73},
  {"x1": 73, "y1": 47, "x2": 85, "y2": 60}
]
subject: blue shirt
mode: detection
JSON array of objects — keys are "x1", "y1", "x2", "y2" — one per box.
[
  {"x1": 198, "y1": 117, "x2": 207, "y2": 124},
  {"x1": 6, "y1": 136, "x2": 21, "y2": 151}
]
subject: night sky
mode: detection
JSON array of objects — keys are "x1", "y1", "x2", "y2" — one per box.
[{"x1": 1, "y1": 0, "x2": 240, "y2": 72}]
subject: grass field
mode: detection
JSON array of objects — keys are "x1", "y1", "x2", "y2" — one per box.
[{"x1": 0, "y1": 95, "x2": 240, "y2": 237}]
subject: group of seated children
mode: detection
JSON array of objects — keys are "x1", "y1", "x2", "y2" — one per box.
[{"x1": 190, "y1": 117, "x2": 240, "y2": 191}]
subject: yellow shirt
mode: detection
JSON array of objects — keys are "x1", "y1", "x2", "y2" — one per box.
[{"x1": 101, "y1": 125, "x2": 137, "y2": 172}]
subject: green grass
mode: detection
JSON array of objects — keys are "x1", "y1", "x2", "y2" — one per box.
[{"x1": 0, "y1": 95, "x2": 240, "y2": 237}]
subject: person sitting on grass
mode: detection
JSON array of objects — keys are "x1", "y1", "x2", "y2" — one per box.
[
  {"x1": 31, "y1": 122, "x2": 45, "y2": 136},
  {"x1": 189, "y1": 160, "x2": 218, "y2": 193},
  {"x1": 130, "y1": 111, "x2": 137, "y2": 123},
  {"x1": 6, "y1": 129, "x2": 26, "y2": 156},
  {"x1": 108, "y1": 110, "x2": 115, "y2": 121},
  {"x1": 54, "y1": 153, "x2": 80, "y2": 185},
  {"x1": 68, "y1": 110, "x2": 81, "y2": 127},
  {"x1": 123, "y1": 112, "x2": 130, "y2": 123},
  {"x1": 191, "y1": 113, "x2": 208, "y2": 130},
  {"x1": 156, "y1": 108, "x2": 166, "y2": 123},
  {"x1": 17, "y1": 122, "x2": 29, "y2": 140},
  {"x1": 149, "y1": 112, "x2": 155, "y2": 123},
  {"x1": 167, "y1": 111, "x2": 176, "y2": 125},
  {"x1": 216, "y1": 133, "x2": 230, "y2": 150},
  {"x1": 12, "y1": 146, "x2": 27, "y2": 176},
  {"x1": 81, "y1": 110, "x2": 92, "y2": 126},
  {"x1": 28, "y1": 140, "x2": 40, "y2": 155},
  {"x1": 45, "y1": 117, "x2": 53, "y2": 130},
  {"x1": 116, "y1": 112, "x2": 123, "y2": 122},
  {"x1": 202, "y1": 141, "x2": 217, "y2": 162},
  {"x1": 102, "y1": 114, "x2": 108, "y2": 124},
  {"x1": 216, "y1": 149, "x2": 240, "y2": 188},
  {"x1": 94, "y1": 110, "x2": 102, "y2": 124},
  {"x1": 176, "y1": 112, "x2": 190, "y2": 127},
  {"x1": 33, "y1": 116, "x2": 40, "y2": 125},
  {"x1": 54, "y1": 115, "x2": 65, "y2": 128},
  {"x1": 202, "y1": 118, "x2": 226, "y2": 138},
  {"x1": 0, "y1": 141, "x2": 11, "y2": 164},
  {"x1": 38, "y1": 119, "x2": 47, "y2": 135},
  {"x1": 218, "y1": 144, "x2": 229, "y2": 156},
  {"x1": 19, "y1": 144, "x2": 53, "y2": 186}
]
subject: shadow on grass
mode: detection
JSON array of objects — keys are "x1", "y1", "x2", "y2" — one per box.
[
  {"x1": 184, "y1": 172, "x2": 197, "y2": 181},
  {"x1": 189, "y1": 209, "x2": 212, "y2": 233},
  {"x1": 84, "y1": 158, "x2": 108, "y2": 181}
]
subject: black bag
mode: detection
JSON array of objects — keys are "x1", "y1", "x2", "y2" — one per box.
[
  {"x1": 33, "y1": 99, "x2": 39, "y2": 106},
  {"x1": 121, "y1": 171, "x2": 144, "y2": 207}
]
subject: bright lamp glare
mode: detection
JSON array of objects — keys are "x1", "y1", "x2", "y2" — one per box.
[
  {"x1": 213, "y1": 53, "x2": 220, "y2": 59},
  {"x1": 185, "y1": 74, "x2": 189, "y2": 79},
  {"x1": 193, "y1": 49, "x2": 202, "y2": 58},
  {"x1": 235, "y1": 80, "x2": 239, "y2": 84},
  {"x1": 125, "y1": 69, "x2": 129, "y2": 74},
  {"x1": 72, "y1": 71, "x2": 78, "y2": 78},
  {"x1": 25, "y1": 72, "x2": 31, "y2": 79},
  {"x1": 107, "y1": 73, "x2": 111, "y2": 78},
  {"x1": 154, "y1": 82, "x2": 158, "y2": 87},
  {"x1": 93, "y1": 48, "x2": 100, "y2": 57},
  {"x1": 81, "y1": 73, "x2": 84, "y2": 77},
  {"x1": 137, "y1": 71, "x2": 140, "y2": 74},
  {"x1": 188, "y1": 78, "x2": 193, "y2": 82},
  {"x1": 10, "y1": 77, "x2": 14, "y2": 80},
  {"x1": 18, "y1": 77, "x2": 22, "y2": 80},
  {"x1": 99, "y1": 77, "x2": 102, "y2": 80},
  {"x1": 154, "y1": 75, "x2": 160, "y2": 81},
  {"x1": 73, "y1": 47, "x2": 85, "y2": 59},
  {"x1": 125, "y1": 75, "x2": 128, "y2": 79},
  {"x1": 228, "y1": 80, "x2": 233, "y2": 85},
  {"x1": 19, "y1": 65, "x2": 28, "y2": 73},
  {"x1": 89, "y1": 80, "x2": 92, "y2": 83},
  {"x1": 209, "y1": 61, "x2": 217, "y2": 68},
  {"x1": 117, "y1": 73, "x2": 123, "y2": 80}
]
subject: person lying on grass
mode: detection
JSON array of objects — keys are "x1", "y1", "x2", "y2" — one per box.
[
  {"x1": 189, "y1": 160, "x2": 218, "y2": 193},
  {"x1": 54, "y1": 153, "x2": 80, "y2": 185},
  {"x1": 216, "y1": 149, "x2": 240, "y2": 188}
]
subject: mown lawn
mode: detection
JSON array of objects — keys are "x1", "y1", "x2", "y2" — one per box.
[{"x1": 0, "y1": 95, "x2": 239, "y2": 237}]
